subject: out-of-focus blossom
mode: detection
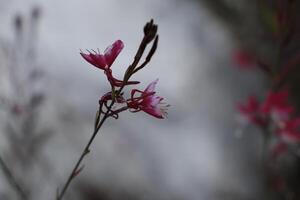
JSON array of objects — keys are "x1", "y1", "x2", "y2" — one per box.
[
  {"x1": 238, "y1": 91, "x2": 294, "y2": 127},
  {"x1": 127, "y1": 79, "x2": 169, "y2": 119},
  {"x1": 261, "y1": 91, "x2": 294, "y2": 120},
  {"x1": 237, "y1": 95, "x2": 267, "y2": 127},
  {"x1": 278, "y1": 118, "x2": 300, "y2": 143},
  {"x1": 232, "y1": 50, "x2": 256, "y2": 69}
]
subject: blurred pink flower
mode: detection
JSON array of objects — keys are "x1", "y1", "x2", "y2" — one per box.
[
  {"x1": 261, "y1": 91, "x2": 294, "y2": 118},
  {"x1": 238, "y1": 91, "x2": 294, "y2": 127},
  {"x1": 237, "y1": 95, "x2": 267, "y2": 127},
  {"x1": 127, "y1": 79, "x2": 169, "y2": 119},
  {"x1": 278, "y1": 118, "x2": 300, "y2": 143},
  {"x1": 233, "y1": 50, "x2": 256, "y2": 69}
]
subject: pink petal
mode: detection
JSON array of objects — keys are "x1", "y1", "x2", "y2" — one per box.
[
  {"x1": 260, "y1": 91, "x2": 293, "y2": 115},
  {"x1": 80, "y1": 53, "x2": 94, "y2": 64},
  {"x1": 287, "y1": 118, "x2": 300, "y2": 129},
  {"x1": 80, "y1": 52, "x2": 101, "y2": 67},
  {"x1": 141, "y1": 94, "x2": 158, "y2": 106},
  {"x1": 80, "y1": 52, "x2": 107, "y2": 69},
  {"x1": 104, "y1": 40, "x2": 124, "y2": 67},
  {"x1": 237, "y1": 95, "x2": 259, "y2": 114},
  {"x1": 90, "y1": 53, "x2": 107, "y2": 69},
  {"x1": 142, "y1": 106, "x2": 163, "y2": 119},
  {"x1": 280, "y1": 131, "x2": 300, "y2": 143},
  {"x1": 144, "y1": 79, "x2": 159, "y2": 93},
  {"x1": 148, "y1": 95, "x2": 163, "y2": 106}
]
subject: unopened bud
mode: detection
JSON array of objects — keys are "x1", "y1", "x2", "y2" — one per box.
[
  {"x1": 143, "y1": 19, "x2": 158, "y2": 43},
  {"x1": 143, "y1": 19, "x2": 153, "y2": 35}
]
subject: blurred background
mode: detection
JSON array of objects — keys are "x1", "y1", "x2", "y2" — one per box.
[{"x1": 0, "y1": 0, "x2": 279, "y2": 199}]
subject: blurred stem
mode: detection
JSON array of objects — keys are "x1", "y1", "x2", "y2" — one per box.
[
  {"x1": 0, "y1": 155, "x2": 28, "y2": 200},
  {"x1": 261, "y1": 129, "x2": 270, "y2": 162}
]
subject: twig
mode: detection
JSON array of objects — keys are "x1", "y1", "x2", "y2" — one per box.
[
  {"x1": 56, "y1": 102, "x2": 115, "y2": 200},
  {"x1": 0, "y1": 155, "x2": 28, "y2": 200}
]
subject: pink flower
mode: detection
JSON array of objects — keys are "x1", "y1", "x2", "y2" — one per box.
[
  {"x1": 80, "y1": 40, "x2": 124, "y2": 70},
  {"x1": 80, "y1": 40, "x2": 139, "y2": 87},
  {"x1": 261, "y1": 91, "x2": 294, "y2": 118},
  {"x1": 277, "y1": 118, "x2": 300, "y2": 143},
  {"x1": 127, "y1": 79, "x2": 169, "y2": 119},
  {"x1": 237, "y1": 95, "x2": 267, "y2": 127}
]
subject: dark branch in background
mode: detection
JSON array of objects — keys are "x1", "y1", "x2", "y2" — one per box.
[
  {"x1": 0, "y1": 155, "x2": 28, "y2": 200},
  {"x1": 194, "y1": 0, "x2": 241, "y2": 25},
  {"x1": 0, "y1": 6, "x2": 53, "y2": 200}
]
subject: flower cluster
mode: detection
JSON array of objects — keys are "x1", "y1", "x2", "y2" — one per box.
[
  {"x1": 234, "y1": 1, "x2": 300, "y2": 196},
  {"x1": 80, "y1": 20, "x2": 168, "y2": 119},
  {"x1": 56, "y1": 20, "x2": 169, "y2": 200},
  {"x1": 238, "y1": 91, "x2": 300, "y2": 143},
  {"x1": 238, "y1": 90, "x2": 300, "y2": 195}
]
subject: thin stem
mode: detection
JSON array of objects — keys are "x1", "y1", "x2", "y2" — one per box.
[
  {"x1": 133, "y1": 35, "x2": 159, "y2": 74},
  {"x1": 274, "y1": 52, "x2": 300, "y2": 89},
  {"x1": 123, "y1": 20, "x2": 158, "y2": 82},
  {"x1": 0, "y1": 155, "x2": 28, "y2": 200},
  {"x1": 108, "y1": 106, "x2": 128, "y2": 117},
  {"x1": 57, "y1": 74, "x2": 131, "y2": 200},
  {"x1": 56, "y1": 102, "x2": 115, "y2": 200}
]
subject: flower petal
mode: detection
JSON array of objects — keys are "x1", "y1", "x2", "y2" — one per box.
[
  {"x1": 144, "y1": 79, "x2": 158, "y2": 93},
  {"x1": 142, "y1": 106, "x2": 164, "y2": 119},
  {"x1": 143, "y1": 95, "x2": 162, "y2": 107},
  {"x1": 80, "y1": 51, "x2": 107, "y2": 69},
  {"x1": 90, "y1": 53, "x2": 107, "y2": 69},
  {"x1": 104, "y1": 40, "x2": 124, "y2": 67},
  {"x1": 80, "y1": 52, "x2": 94, "y2": 64}
]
